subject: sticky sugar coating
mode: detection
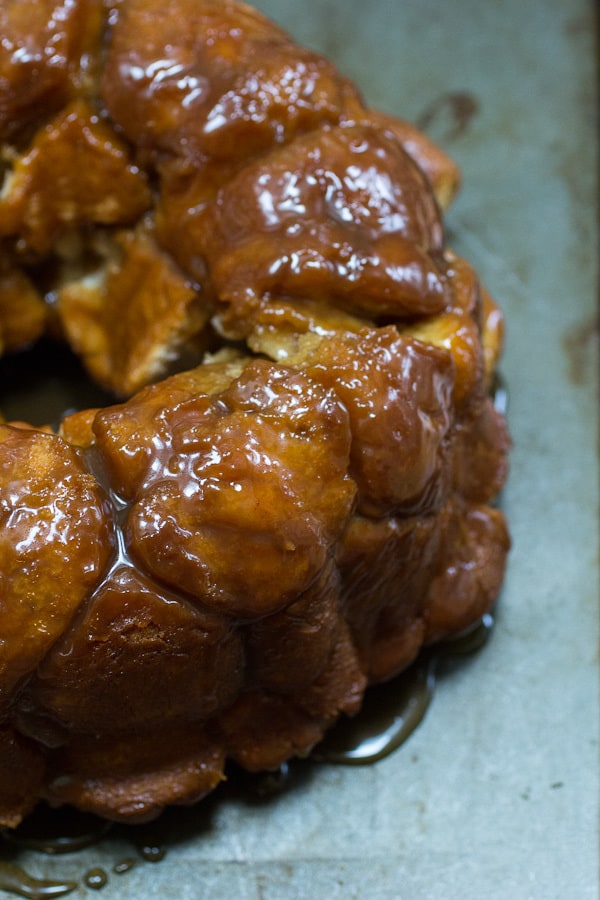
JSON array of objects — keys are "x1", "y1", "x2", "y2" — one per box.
[{"x1": 0, "y1": 0, "x2": 509, "y2": 827}]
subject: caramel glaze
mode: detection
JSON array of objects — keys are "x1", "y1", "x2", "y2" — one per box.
[
  {"x1": 0, "y1": 0, "x2": 510, "y2": 834},
  {"x1": 0, "y1": 863, "x2": 77, "y2": 899},
  {"x1": 315, "y1": 613, "x2": 494, "y2": 764},
  {"x1": 83, "y1": 869, "x2": 108, "y2": 890}
]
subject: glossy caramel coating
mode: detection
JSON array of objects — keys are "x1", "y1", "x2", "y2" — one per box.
[
  {"x1": 96, "y1": 358, "x2": 356, "y2": 617},
  {"x1": 26, "y1": 565, "x2": 245, "y2": 733},
  {"x1": 0, "y1": 427, "x2": 114, "y2": 700},
  {"x1": 0, "y1": 0, "x2": 103, "y2": 146},
  {"x1": 101, "y1": 0, "x2": 364, "y2": 164},
  {"x1": 0, "y1": 100, "x2": 152, "y2": 255},
  {"x1": 0, "y1": 0, "x2": 510, "y2": 826},
  {"x1": 303, "y1": 328, "x2": 454, "y2": 518},
  {"x1": 202, "y1": 123, "x2": 447, "y2": 333}
]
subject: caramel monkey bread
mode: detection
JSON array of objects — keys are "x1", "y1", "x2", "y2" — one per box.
[{"x1": 0, "y1": 0, "x2": 510, "y2": 827}]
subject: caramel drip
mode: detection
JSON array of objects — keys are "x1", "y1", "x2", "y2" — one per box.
[
  {"x1": 2, "y1": 808, "x2": 112, "y2": 856},
  {"x1": 0, "y1": 863, "x2": 77, "y2": 899},
  {"x1": 315, "y1": 657, "x2": 436, "y2": 765},
  {"x1": 315, "y1": 614, "x2": 494, "y2": 764},
  {"x1": 83, "y1": 869, "x2": 108, "y2": 890}
]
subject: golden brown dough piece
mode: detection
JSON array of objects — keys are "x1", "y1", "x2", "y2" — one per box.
[
  {"x1": 0, "y1": 253, "x2": 47, "y2": 354},
  {"x1": 0, "y1": 0, "x2": 510, "y2": 827}
]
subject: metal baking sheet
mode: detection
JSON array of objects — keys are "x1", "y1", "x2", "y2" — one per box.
[{"x1": 2, "y1": 0, "x2": 598, "y2": 897}]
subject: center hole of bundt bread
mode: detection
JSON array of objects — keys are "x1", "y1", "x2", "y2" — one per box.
[{"x1": 0, "y1": 340, "x2": 113, "y2": 428}]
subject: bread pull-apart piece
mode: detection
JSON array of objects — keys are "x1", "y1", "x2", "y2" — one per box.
[
  {"x1": 42, "y1": 727, "x2": 226, "y2": 824},
  {"x1": 0, "y1": 100, "x2": 152, "y2": 255},
  {"x1": 93, "y1": 357, "x2": 356, "y2": 618},
  {"x1": 338, "y1": 494, "x2": 509, "y2": 682},
  {"x1": 101, "y1": 0, "x2": 364, "y2": 167},
  {"x1": 0, "y1": 253, "x2": 47, "y2": 353},
  {"x1": 0, "y1": 426, "x2": 114, "y2": 701},
  {"x1": 0, "y1": 0, "x2": 103, "y2": 146},
  {"x1": 56, "y1": 224, "x2": 211, "y2": 396},
  {"x1": 198, "y1": 123, "x2": 447, "y2": 336},
  {"x1": 24, "y1": 565, "x2": 244, "y2": 737}
]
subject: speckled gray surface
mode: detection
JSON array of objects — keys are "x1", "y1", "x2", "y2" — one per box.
[{"x1": 4, "y1": 1, "x2": 598, "y2": 897}]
